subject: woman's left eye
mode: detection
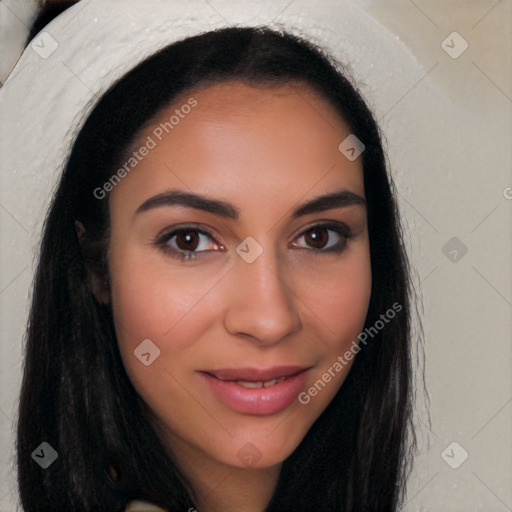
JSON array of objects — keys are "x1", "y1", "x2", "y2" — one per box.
[{"x1": 292, "y1": 223, "x2": 351, "y2": 253}]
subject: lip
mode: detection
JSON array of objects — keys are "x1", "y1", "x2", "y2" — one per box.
[{"x1": 198, "y1": 365, "x2": 311, "y2": 416}]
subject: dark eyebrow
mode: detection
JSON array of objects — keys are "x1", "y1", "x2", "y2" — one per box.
[
  {"x1": 136, "y1": 190, "x2": 240, "y2": 218},
  {"x1": 291, "y1": 190, "x2": 366, "y2": 217},
  {"x1": 135, "y1": 189, "x2": 366, "y2": 219}
]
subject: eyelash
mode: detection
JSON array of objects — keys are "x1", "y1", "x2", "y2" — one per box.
[{"x1": 152, "y1": 222, "x2": 353, "y2": 261}]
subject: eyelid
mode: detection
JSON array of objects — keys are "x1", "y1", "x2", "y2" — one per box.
[
  {"x1": 154, "y1": 223, "x2": 221, "y2": 244},
  {"x1": 292, "y1": 219, "x2": 351, "y2": 238}
]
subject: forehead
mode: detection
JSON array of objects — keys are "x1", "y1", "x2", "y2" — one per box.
[
  {"x1": 155, "y1": 80, "x2": 351, "y2": 141},
  {"x1": 110, "y1": 81, "x2": 364, "y2": 212}
]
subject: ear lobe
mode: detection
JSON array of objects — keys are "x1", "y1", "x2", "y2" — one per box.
[
  {"x1": 74, "y1": 220, "x2": 111, "y2": 305},
  {"x1": 88, "y1": 269, "x2": 111, "y2": 305},
  {"x1": 74, "y1": 220, "x2": 86, "y2": 243}
]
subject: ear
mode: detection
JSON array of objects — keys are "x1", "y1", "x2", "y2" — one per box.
[{"x1": 74, "y1": 220, "x2": 111, "y2": 305}]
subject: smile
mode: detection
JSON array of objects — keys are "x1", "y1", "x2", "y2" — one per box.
[
  {"x1": 234, "y1": 376, "x2": 287, "y2": 388},
  {"x1": 198, "y1": 366, "x2": 311, "y2": 416}
]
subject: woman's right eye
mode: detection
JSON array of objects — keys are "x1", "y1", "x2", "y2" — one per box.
[{"x1": 154, "y1": 227, "x2": 222, "y2": 260}]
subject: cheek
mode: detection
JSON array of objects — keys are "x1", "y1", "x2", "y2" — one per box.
[
  {"x1": 107, "y1": 250, "x2": 224, "y2": 399},
  {"x1": 109, "y1": 246, "x2": 221, "y2": 344},
  {"x1": 291, "y1": 249, "x2": 371, "y2": 420},
  {"x1": 297, "y1": 248, "x2": 372, "y2": 352},
  {"x1": 108, "y1": 259, "x2": 218, "y2": 422}
]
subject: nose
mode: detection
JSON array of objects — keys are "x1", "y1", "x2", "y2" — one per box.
[{"x1": 223, "y1": 248, "x2": 302, "y2": 347}]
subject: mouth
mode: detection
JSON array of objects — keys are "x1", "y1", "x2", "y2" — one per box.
[
  {"x1": 198, "y1": 365, "x2": 311, "y2": 416},
  {"x1": 228, "y1": 376, "x2": 288, "y2": 389},
  {"x1": 204, "y1": 366, "x2": 309, "y2": 383}
]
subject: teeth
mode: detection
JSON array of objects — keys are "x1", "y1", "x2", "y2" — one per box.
[
  {"x1": 236, "y1": 380, "x2": 264, "y2": 388},
  {"x1": 236, "y1": 376, "x2": 287, "y2": 388}
]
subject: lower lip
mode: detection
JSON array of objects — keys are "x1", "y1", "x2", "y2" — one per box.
[{"x1": 199, "y1": 371, "x2": 309, "y2": 416}]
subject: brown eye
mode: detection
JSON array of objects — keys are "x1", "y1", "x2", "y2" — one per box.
[
  {"x1": 154, "y1": 226, "x2": 222, "y2": 260},
  {"x1": 292, "y1": 223, "x2": 351, "y2": 253},
  {"x1": 175, "y1": 230, "x2": 200, "y2": 251},
  {"x1": 304, "y1": 226, "x2": 330, "y2": 249}
]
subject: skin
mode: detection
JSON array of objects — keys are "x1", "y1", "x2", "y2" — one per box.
[{"x1": 105, "y1": 81, "x2": 372, "y2": 512}]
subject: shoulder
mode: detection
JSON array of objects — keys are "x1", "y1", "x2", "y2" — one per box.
[{"x1": 124, "y1": 499, "x2": 168, "y2": 511}]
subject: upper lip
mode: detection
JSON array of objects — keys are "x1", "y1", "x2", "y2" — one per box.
[{"x1": 201, "y1": 365, "x2": 311, "y2": 382}]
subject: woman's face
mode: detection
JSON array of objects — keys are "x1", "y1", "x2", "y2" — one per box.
[{"x1": 107, "y1": 81, "x2": 371, "y2": 471}]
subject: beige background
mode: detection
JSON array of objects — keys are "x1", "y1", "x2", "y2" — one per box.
[{"x1": 0, "y1": 0, "x2": 511, "y2": 510}]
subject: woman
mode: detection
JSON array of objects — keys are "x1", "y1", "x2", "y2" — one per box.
[{"x1": 17, "y1": 26, "x2": 418, "y2": 512}]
